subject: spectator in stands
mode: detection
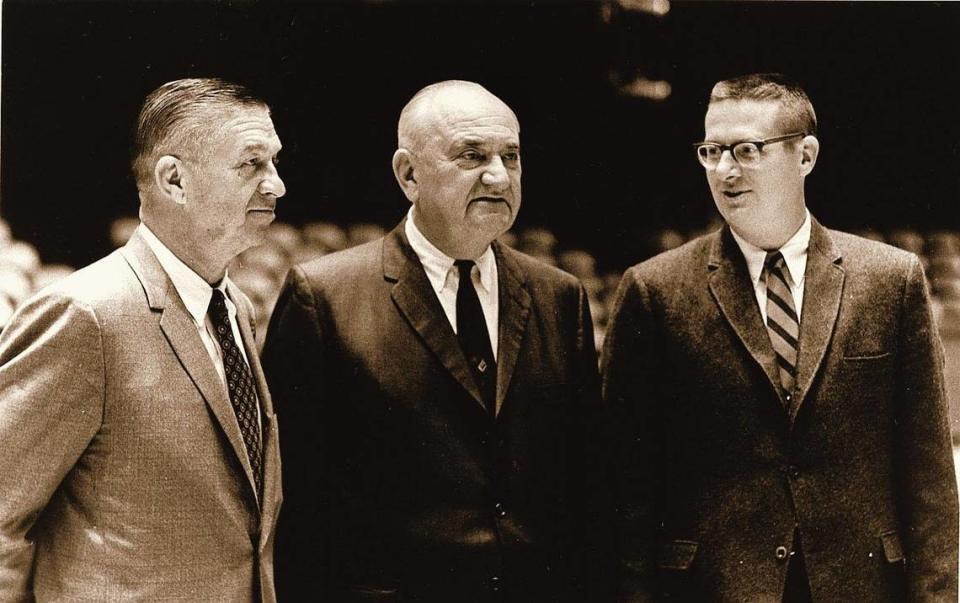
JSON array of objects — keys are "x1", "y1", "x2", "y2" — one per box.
[
  {"x1": 0, "y1": 78, "x2": 285, "y2": 601},
  {"x1": 262, "y1": 80, "x2": 604, "y2": 601},
  {"x1": 602, "y1": 73, "x2": 958, "y2": 601}
]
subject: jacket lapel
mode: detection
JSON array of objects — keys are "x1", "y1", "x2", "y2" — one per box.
[
  {"x1": 790, "y1": 218, "x2": 844, "y2": 420},
  {"x1": 384, "y1": 222, "x2": 487, "y2": 410},
  {"x1": 707, "y1": 227, "x2": 783, "y2": 402},
  {"x1": 120, "y1": 230, "x2": 261, "y2": 512},
  {"x1": 491, "y1": 242, "x2": 531, "y2": 416}
]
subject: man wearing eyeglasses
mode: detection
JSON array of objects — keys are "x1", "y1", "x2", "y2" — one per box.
[{"x1": 602, "y1": 73, "x2": 957, "y2": 602}]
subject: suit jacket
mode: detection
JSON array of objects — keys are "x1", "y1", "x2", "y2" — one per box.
[
  {"x1": 261, "y1": 221, "x2": 603, "y2": 602},
  {"x1": 0, "y1": 229, "x2": 282, "y2": 602},
  {"x1": 601, "y1": 217, "x2": 958, "y2": 602}
]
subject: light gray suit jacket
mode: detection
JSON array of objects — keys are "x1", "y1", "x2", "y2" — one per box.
[{"x1": 0, "y1": 229, "x2": 282, "y2": 602}]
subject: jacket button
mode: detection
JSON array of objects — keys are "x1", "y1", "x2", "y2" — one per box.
[
  {"x1": 775, "y1": 546, "x2": 789, "y2": 561},
  {"x1": 494, "y1": 502, "x2": 507, "y2": 517},
  {"x1": 789, "y1": 465, "x2": 800, "y2": 479},
  {"x1": 488, "y1": 575, "x2": 501, "y2": 591}
]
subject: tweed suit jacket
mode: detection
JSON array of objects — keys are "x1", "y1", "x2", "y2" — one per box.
[
  {"x1": 261, "y1": 220, "x2": 603, "y2": 602},
  {"x1": 601, "y1": 217, "x2": 958, "y2": 602},
  {"x1": 0, "y1": 229, "x2": 282, "y2": 602}
]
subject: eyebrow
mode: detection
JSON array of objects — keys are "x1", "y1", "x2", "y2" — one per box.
[{"x1": 238, "y1": 141, "x2": 281, "y2": 156}]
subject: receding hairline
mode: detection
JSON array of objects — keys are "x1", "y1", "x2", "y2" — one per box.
[{"x1": 397, "y1": 80, "x2": 519, "y2": 151}]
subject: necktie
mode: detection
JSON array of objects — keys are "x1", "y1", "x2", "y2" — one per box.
[
  {"x1": 764, "y1": 251, "x2": 799, "y2": 400},
  {"x1": 455, "y1": 260, "x2": 497, "y2": 416},
  {"x1": 208, "y1": 289, "x2": 264, "y2": 502}
]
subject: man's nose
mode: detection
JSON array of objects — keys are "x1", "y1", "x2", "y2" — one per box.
[
  {"x1": 480, "y1": 156, "x2": 510, "y2": 190},
  {"x1": 715, "y1": 150, "x2": 741, "y2": 180},
  {"x1": 259, "y1": 162, "x2": 286, "y2": 198}
]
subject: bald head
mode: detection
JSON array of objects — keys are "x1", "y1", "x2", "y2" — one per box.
[
  {"x1": 391, "y1": 80, "x2": 522, "y2": 260},
  {"x1": 397, "y1": 80, "x2": 519, "y2": 153}
]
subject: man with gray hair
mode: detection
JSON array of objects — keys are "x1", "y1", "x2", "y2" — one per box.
[
  {"x1": 263, "y1": 80, "x2": 603, "y2": 601},
  {"x1": 603, "y1": 73, "x2": 957, "y2": 601},
  {"x1": 0, "y1": 78, "x2": 286, "y2": 601}
]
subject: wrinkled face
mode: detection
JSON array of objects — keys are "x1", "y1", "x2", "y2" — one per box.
[
  {"x1": 410, "y1": 90, "x2": 521, "y2": 257},
  {"x1": 183, "y1": 106, "x2": 285, "y2": 259},
  {"x1": 703, "y1": 99, "x2": 811, "y2": 249}
]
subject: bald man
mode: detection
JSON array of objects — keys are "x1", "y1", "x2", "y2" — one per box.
[{"x1": 262, "y1": 80, "x2": 603, "y2": 602}]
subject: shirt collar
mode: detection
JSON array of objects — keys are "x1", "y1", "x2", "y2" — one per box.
[
  {"x1": 137, "y1": 223, "x2": 236, "y2": 326},
  {"x1": 404, "y1": 208, "x2": 496, "y2": 294},
  {"x1": 730, "y1": 209, "x2": 811, "y2": 287}
]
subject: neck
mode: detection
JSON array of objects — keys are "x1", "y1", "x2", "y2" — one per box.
[
  {"x1": 143, "y1": 218, "x2": 228, "y2": 285},
  {"x1": 411, "y1": 209, "x2": 491, "y2": 260}
]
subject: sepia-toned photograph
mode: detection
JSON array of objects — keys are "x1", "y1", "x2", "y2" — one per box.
[{"x1": 0, "y1": 1, "x2": 958, "y2": 601}]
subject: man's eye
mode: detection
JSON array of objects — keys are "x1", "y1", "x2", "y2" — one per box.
[
  {"x1": 503, "y1": 152, "x2": 520, "y2": 162},
  {"x1": 243, "y1": 158, "x2": 261, "y2": 167},
  {"x1": 460, "y1": 150, "x2": 482, "y2": 161}
]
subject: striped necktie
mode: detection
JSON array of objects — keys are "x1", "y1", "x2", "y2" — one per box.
[{"x1": 764, "y1": 251, "x2": 799, "y2": 400}]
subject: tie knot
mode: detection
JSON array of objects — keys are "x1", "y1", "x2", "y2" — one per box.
[
  {"x1": 455, "y1": 260, "x2": 475, "y2": 280},
  {"x1": 764, "y1": 251, "x2": 785, "y2": 270},
  {"x1": 208, "y1": 289, "x2": 229, "y2": 323}
]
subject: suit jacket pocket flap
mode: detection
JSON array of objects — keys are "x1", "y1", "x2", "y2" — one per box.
[
  {"x1": 340, "y1": 584, "x2": 399, "y2": 603},
  {"x1": 657, "y1": 540, "x2": 699, "y2": 570},
  {"x1": 880, "y1": 530, "x2": 905, "y2": 563}
]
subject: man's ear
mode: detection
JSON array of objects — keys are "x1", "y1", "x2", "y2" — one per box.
[
  {"x1": 392, "y1": 148, "x2": 418, "y2": 203},
  {"x1": 154, "y1": 155, "x2": 187, "y2": 205},
  {"x1": 799, "y1": 135, "x2": 819, "y2": 177}
]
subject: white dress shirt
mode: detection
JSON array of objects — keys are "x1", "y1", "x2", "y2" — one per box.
[
  {"x1": 730, "y1": 209, "x2": 811, "y2": 325},
  {"x1": 405, "y1": 209, "x2": 500, "y2": 360},
  {"x1": 138, "y1": 224, "x2": 261, "y2": 428}
]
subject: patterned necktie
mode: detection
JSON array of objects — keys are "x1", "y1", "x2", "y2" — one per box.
[
  {"x1": 764, "y1": 251, "x2": 799, "y2": 400},
  {"x1": 455, "y1": 260, "x2": 497, "y2": 416},
  {"x1": 208, "y1": 289, "x2": 264, "y2": 502}
]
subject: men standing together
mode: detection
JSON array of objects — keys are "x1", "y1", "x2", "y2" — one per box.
[
  {"x1": 0, "y1": 73, "x2": 956, "y2": 603},
  {"x1": 602, "y1": 73, "x2": 958, "y2": 601}
]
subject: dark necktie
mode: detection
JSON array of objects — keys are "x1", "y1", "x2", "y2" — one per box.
[
  {"x1": 455, "y1": 260, "x2": 497, "y2": 416},
  {"x1": 764, "y1": 251, "x2": 800, "y2": 401},
  {"x1": 208, "y1": 289, "x2": 264, "y2": 502}
]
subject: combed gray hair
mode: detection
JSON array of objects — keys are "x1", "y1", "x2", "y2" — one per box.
[
  {"x1": 709, "y1": 73, "x2": 817, "y2": 136},
  {"x1": 131, "y1": 78, "x2": 268, "y2": 187}
]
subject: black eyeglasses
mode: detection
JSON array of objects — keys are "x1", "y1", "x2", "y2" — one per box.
[{"x1": 693, "y1": 132, "x2": 806, "y2": 168}]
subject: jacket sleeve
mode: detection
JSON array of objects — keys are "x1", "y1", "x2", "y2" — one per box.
[
  {"x1": 895, "y1": 255, "x2": 958, "y2": 601},
  {"x1": 0, "y1": 292, "x2": 104, "y2": 602},
  {"x1": 599, "y1": 268, "x2": 661, "y2": 603},
  {"x1": 260, "y1": 266, "x2": 333, "y2": 600}
]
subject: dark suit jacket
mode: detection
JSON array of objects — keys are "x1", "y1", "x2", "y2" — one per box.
[
  {"x1": 601, "y1": 218, "x2": 958, "y2": 602},
  {"x1": 0, "y1": 229, "x2": 282, "y2": 602},
  {"x1": 262, "y1": 221, "x2": 603, "y2": 602}
]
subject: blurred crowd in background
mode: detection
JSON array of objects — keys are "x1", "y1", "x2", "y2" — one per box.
[{"x1": 3, "y1": 216, "x2": 960, "y2": 350}]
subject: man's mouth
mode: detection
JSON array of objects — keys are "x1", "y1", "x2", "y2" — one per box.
[
  {"x1": 471, "y1": 196, "x2": 508, "y2": 205},
  {"x1": 723, "y1": 190, "x2": 749, "y2": 199}
]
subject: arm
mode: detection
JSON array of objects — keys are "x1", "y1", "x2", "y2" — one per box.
[
  {"x1": 895, "y1": 256, "x2": 958, "y2": 601},
  {"x1": 599, "y1": 268, "x2": 661, "y2": 603},
  {"x1": 0, "y1": 293, "x2": 103, "y2": 601},
  {"x1": 260, "y1": 266, "x2": 332, "y2": 600}
]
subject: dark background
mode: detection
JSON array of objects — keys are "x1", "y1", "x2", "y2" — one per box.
[{"x1": 3, "y1": 0, "x2": 959, "y2": 271}]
